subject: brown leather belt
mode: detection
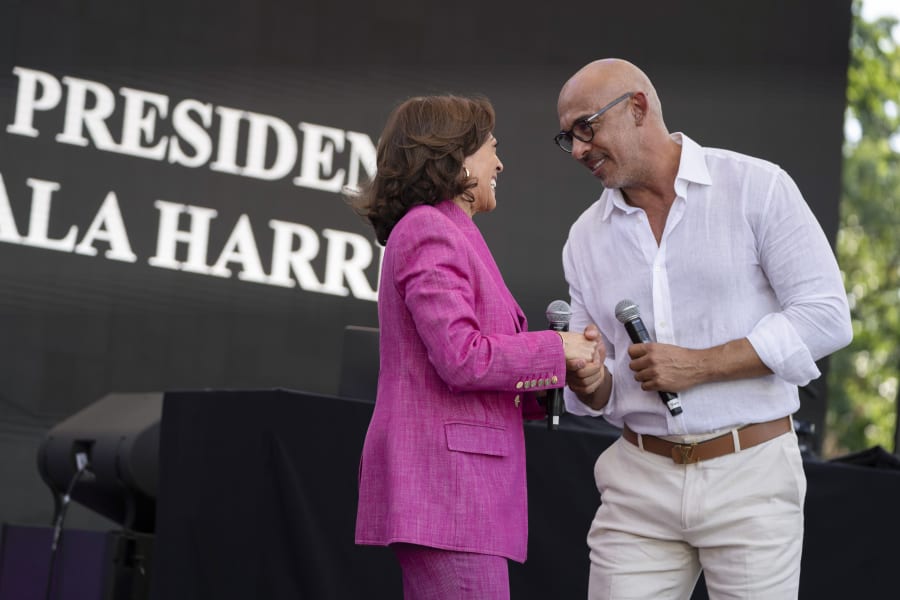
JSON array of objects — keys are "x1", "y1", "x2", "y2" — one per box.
[{"x1": 622, "y1": 416, "x2": 792, "y2": 465}]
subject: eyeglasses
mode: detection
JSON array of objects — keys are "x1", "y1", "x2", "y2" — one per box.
[{"x1": 553, "y1": 92, "x2": 634, "y2": 153}]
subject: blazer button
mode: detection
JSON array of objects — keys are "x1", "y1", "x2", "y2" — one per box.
[
  {"x1": 516, "y1": 381, "x2": 524, "y2": 390},
  {"x1": 530, "y1": 379, "x2": 537, "y2": 387},
  {"x1": 514, "y1": 395, "x2": 520, "y2": 407},
  {"x1": 551, "y1": 375, "x2": 559, "y2": 384}
]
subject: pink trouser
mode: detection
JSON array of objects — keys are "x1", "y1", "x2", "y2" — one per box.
[
  {"x1": 588, "y1": 432, "x2": 806, "y2": 600},
  {"x1": 391, "y1": 543, "x2": 510, "y2": 600}
]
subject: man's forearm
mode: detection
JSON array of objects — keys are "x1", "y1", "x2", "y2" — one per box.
[
  {"x1": 627, "y1": 337, "x2": 774, "y2": 395},
  {"x1": 694, "y1": 337, "x2": 772, "y2": 385}
]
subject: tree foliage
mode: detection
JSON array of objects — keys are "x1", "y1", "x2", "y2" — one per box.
[{"x1": 825, "y1": 0, "x2": 900, "y2": 456}]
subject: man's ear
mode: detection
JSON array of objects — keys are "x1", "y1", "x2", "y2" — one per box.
[{"x1": 631, "y1": 91, "x2": 648, "y2": 125}]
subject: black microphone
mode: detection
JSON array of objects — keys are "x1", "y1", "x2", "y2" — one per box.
[
  {"x1": 545, "y1": 299, "x2": 571, "y2": 430},
  {"x1": 614, "y1": 299, "x2": 683, "y2": 416}
]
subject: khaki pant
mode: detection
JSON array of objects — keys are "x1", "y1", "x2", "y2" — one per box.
[{"x1": 588, "y1": 431, "x2": 806, "y2": 600}]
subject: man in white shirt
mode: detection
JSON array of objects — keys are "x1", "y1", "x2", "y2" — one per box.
[{"x1": 555, "y1": 58, "x2": 852, "y2": 599}]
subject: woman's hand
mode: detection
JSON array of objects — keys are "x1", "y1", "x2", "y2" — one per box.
[
  {"x1": 563, "y1": 324, "x2": 611, "y2": 410},
  {"x1": 558, "y1": 330, "x2": 600, "y2": 366}
]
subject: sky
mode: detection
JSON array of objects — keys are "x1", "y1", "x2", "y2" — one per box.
[{"x1": 862, "y1": 0, "x2": 900, "y2": 41}]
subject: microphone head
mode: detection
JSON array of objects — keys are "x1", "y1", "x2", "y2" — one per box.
[
  {"x1": 545, "y1": 299, "x2": 572, "y2": 326},
  {"x1": 614, "y1": 299, "x2": 640, "y2": 324}
]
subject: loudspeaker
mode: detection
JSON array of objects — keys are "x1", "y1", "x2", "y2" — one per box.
[{"x1": 37, "y1": 393, "x2": 163, "y2": 533}]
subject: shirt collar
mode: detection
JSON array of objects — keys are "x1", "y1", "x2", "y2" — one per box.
[
  {"x1": 672, "y1": 132, "x2": 712, "y2": 189},
  {"x1": 600, "y1": 132, "x2": 713, "y2": 222}
]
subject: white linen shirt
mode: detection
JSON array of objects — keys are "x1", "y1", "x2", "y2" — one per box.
[{"x1": 562, "y1": 133, "x2": 852, "y2": 436}]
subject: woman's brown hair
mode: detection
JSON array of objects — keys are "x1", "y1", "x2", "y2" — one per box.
[{"x1": 350, "y1": 94, "x2": 495, "y2": 245}]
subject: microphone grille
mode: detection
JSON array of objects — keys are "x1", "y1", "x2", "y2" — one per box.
[
  {"x1": 614, "y1": 299, "x2": 640, "y2": 323},
  {"x1": 545, "y1": 299, "x2": 572, "y2": 325}
]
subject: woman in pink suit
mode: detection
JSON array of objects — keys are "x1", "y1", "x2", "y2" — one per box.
[{"x1": 352, "y1": 94, "x2": 598, "y2": 599}]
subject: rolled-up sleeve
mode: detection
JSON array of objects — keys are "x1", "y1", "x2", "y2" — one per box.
[{"x1": 747, "y1": 170, "x2": 852, "y2": 385}]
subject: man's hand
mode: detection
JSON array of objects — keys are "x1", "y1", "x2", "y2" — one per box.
[
  {"x1": 566, "y1": 324, "x2": 611, "y2": 410},
  {"x1": 627, "y1": 338, "x2": 771, "y2": 392},
  {"x1": 627, "y1": 342, "x2": 703, "y2": 393}
]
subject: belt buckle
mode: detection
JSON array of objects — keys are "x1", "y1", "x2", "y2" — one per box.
[{"x1": 672, "y1": 442, "x2": 699, "y2": 464}]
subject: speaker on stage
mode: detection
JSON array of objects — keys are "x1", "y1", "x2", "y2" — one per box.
[{"x1": 37, "y1": 392, "x2": 163, "y2": 534}]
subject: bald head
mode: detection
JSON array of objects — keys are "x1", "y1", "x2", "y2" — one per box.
[
  {"x1": 555, "y1": 58, "x2": 680, "y2": 193},
  {"x1": 558, "y1": 58, "x2": 664, "y2": 128}
]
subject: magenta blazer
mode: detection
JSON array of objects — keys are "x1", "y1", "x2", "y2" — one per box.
[{"x1": 355, "y1": 200, "x2": 566, "y2": 563}]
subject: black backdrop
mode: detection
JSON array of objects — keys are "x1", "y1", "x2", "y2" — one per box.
[
  {"x1": 152, "y1": 390, "x2": 900, "y2": 600},
  {"x1": 0, "y1": 0, "x2": 852, "y2": 530}
]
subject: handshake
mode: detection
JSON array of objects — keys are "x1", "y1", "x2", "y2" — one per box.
[
  {"x1": 547, "y1": 300, "x2": 607, "y2": 398},
  {"x1": 545, "y1": 301, "x2": 607, "y2": 428},
  {"x1": 557, "y1": 326, "x2": 607, "y2": 399},
  {"x1": 545, "y1": 325, "x2": 606, "y2": 429},
  {"x1": 548, "y1": 299, "x2": 683, "y2": 417},
  {"x1": 558, "y1": 328, "x2": 604, "y2": 371}
]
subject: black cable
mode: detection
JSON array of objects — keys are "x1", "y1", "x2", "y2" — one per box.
[{"x1": 44, "y1": 456, "x2": 90, "y2": 600}]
